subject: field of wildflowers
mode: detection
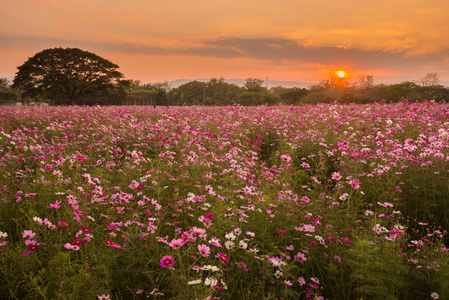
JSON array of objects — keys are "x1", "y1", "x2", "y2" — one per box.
[{"x1": 0, "y1": 102, "x2": 448, "y2": 299}]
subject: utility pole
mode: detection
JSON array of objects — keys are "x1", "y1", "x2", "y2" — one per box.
[{"x1": 266, "y1": 77, "x2": 269, "y2": 89}]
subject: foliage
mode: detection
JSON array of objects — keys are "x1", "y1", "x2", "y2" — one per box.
[
  {"x1": 279, "y1": 87, "x2": 308, "y2": 105},
  {"x1": 12, "y1": 47, "x2": 124, "y2": 105},
  {"x1": 0, "y1": 78, "x2": 11, "y2": 91},
  {"x1": 0, "y1": 90, "x2": 18, "y2": 101},
  {"x1": 300, "y1": 91, "x2": 332, "y2": 104}
]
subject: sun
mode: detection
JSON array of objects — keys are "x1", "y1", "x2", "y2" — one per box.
[{"x1": 338, "y1": 71, "x2": 345, "y2": 78}]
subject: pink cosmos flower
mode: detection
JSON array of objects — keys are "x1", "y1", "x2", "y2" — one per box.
[
  {"x1": 280, "y1": 155, "x2": 292, "y2": 162},
  {"x1": 64, "y1": 243, "x2": 80, "y2": 251},
  {"x1": 198, "y1": 244, "x2": 211, "y2": 257},
  {"x1": 239, "y1": 261, "x2": 248, "y2": 272},
  {"x1": 331, "y1": 172, "x2": 342, "y2": 181},
  {"x1": 301, "y1": 196, "x2": 311, "y2": 203},
  {"x1": 294, "y1": 252, "x2": 307, "y2": 264},
  {"x1": 45, "y1": 164, "x2": 53, "y2": 170},
  {"x1": 47, "y1": 200, "x2": 62, "y2": 209},
  {"x1": 22, "y1": 230, "x2": 36, "y2": 239},
  {"x1": 348, "y1": 179, "x2": 360, "y2": 189},
  {"x1": 169, "y1": 238, "x2": 185, "y2": 249},
  {"x1": 160, "y1": 255, "x2": 175, "y2": 268},
  {"x1": 209, "y1": 239, "x2": 221, "y2": 247}
]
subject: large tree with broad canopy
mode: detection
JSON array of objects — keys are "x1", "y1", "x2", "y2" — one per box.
[{"x1": 13, "y1": 47, "x2": 124, "y2": 105}]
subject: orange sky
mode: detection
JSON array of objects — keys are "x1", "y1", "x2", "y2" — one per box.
[{"x1": 1, "y1": 0, "x2": 449, "y2": 85}]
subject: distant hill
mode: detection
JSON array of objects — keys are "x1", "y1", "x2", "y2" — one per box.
[
  {"x1": 152, "y1": 78, "x2": 312, "y2": 89},
  {"x1": 3, "y1": 75, "x2": 448, "y2": 89},
  {"x1": 153, "y1": 78, "x2": 449, "y2": 89}
]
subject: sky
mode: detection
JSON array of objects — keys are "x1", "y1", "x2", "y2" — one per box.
[{"x1": 1, "y1": 0, "x2": 449, "y2": 86}]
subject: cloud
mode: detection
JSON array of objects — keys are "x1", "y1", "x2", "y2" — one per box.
[
  {"x1": 1, "y1": 34, "x2": 448, "y2": 82},
  {"x1": 183, "y1": 37, "x2": 448, "y2": 72}
]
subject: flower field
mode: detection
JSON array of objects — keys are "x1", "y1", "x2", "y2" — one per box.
[{"x1": 1, "y1": 102, "x2": 449, "y2": 299}]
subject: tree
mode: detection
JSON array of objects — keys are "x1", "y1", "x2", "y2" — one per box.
[
  {"x1": 419, "y1": 72, "x2": 440, "y2": 87},
  {"x1": 13, "y1": 47, "x2": 124, "y2": 105},
  {"x1": 0, "y1": 78, "x2": 10, "y2": 91},
  {"x1": 244, "y1": 78, "x2": 266, "y2": 93},
  {"x1": 279, "y1": 87, "x2": 308, "y2": 105},
  {"x1": 206, "y1": 78, "x2": 240, "y2": 105},
  {"x1": 170, "y1": 81, "x2": 207, "y2": 105},
  {"x1": 356, "y1": 74, "x2": 375, "y2": 90}
]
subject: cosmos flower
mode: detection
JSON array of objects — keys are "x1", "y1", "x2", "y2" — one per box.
[
  {"x1": 198, "y1": 244, "x2": 211, "y2": 257},
  {"x1": 160, "y1": 255, "x2": 175, "y2": 268}
]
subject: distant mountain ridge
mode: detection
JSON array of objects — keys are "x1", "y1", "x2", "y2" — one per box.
[
  {"x1": 3, "y1": 76, "x2": 449, "y2": 89},
  {"x1": 152, "y1": 78, "x2": 313, "y2": 89},
  {"x1": 152, "y1": 78, "x2": 449, "y2": 89}
]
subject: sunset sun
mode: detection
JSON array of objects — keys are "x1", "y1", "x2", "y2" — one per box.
[{"x1": 338, "y1": 71, "x2": 345, "y2": 78}]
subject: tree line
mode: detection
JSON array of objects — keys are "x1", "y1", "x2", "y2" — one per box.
[{"x1": 2, "y1": 47, "x2": 448, "y2": 106}]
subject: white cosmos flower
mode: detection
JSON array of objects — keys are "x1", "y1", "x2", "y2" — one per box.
[
  {"x1": 239, "y1": 240, "x2": 248, "y2": 249},
  {"x1": 225, "y1": 232, "x2": 236, "y2": 240},
  {"x1": 225, "y1": 240, "x2": 235, "y2": 250},
  {"x1": 204, "y1": 277, "x2": 218, "y2": 287},
  {"x1": 187, "y1": 279, "x2": 202, "y2": 285}
]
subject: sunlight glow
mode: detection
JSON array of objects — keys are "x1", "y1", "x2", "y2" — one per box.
[{"x1": 338, "y1": 71, "x2": 345, "y2": 78}]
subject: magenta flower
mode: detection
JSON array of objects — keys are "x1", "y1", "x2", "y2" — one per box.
[
  {"x1": 45, "y1": 164, "x2": 53, "y2": 170},
  {"x1": 160, "y1": 255, "x2": 175, "y2": 268},
  {"x1": 239, "y1": 261, "x2": 249, "y2": 272},
  {"x1": 301, "y1": 196, "x2": 311, "y2": 203},
  {"x1": 81, "y1": 226, "x2": 91, "y2": 234},
  {"x1": 216, "y1": 252, "x2": 229, "y2": 263},
  {"x1": 27, "y1": 243, "x2": 39, "y2": 252},
  {"x1": 72, "y1": 238, "x2": 84, "y2": 246},
  {"x1": 205, "y1": 212, "x2": 214, "y2": 220}
]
